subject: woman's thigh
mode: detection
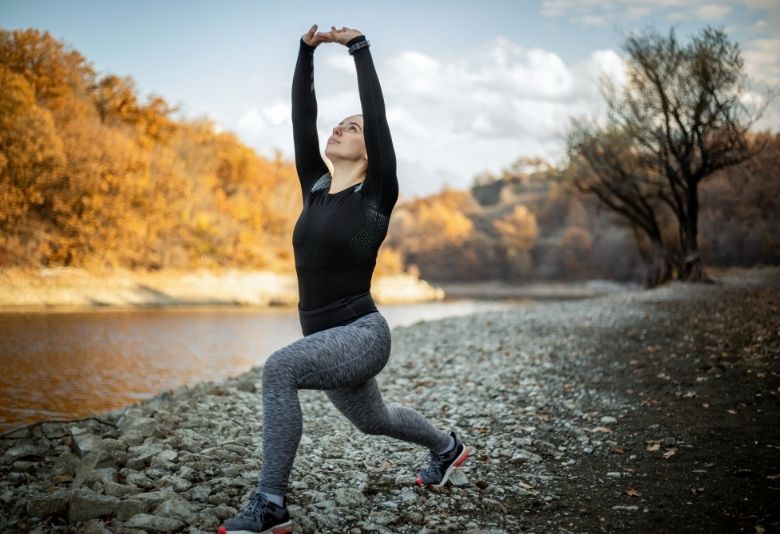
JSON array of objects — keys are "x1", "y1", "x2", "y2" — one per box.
[{"x1": 263, "y1": 311, "x2": 391, "y2": 391}]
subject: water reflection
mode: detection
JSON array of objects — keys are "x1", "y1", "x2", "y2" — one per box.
[{"x1": 0, "y1": 298, "x2": 522, "y2": 434}]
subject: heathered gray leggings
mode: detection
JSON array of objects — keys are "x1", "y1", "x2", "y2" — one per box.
[{"x1": 258, "y1": 310, "x2": 450, "y2": 495}]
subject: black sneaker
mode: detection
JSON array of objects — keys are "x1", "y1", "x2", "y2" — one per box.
[
  {"x1": 415, "y1": 431, "x2": 470, "y2": 487},
  {"x1": 217, "y1": 490, "x2": 293, "y2": 534}
]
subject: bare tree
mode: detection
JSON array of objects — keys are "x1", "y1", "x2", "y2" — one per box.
[{"x1": 610, "y1": 25, "x2": 774, "y2": 281}]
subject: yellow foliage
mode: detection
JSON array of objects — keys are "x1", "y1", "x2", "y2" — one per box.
[{"x1": 492, "y1": 204, "x2": 538, "y2": 251}]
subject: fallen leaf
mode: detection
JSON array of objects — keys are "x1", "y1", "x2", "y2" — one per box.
[
  {"x1": 646, "y1": 441, "x2": 661, "y2": 452},
  {"x1": 625, "y1": 488, "x2": 641, "y2": 497},
  {"x1": 727, "y1": 409, "x2": 737, "y2": 415},
  {"x1": 592, "y1": 426, "x2": 613, "y2": 433},
  {"x1": 612, "y1": 446, "x2": 625, "y2": 454},
  {"x1": 663, "y1": 448, "x2": 677, "y2": 459}
]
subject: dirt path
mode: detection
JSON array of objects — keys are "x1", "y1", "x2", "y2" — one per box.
[{"x1": 515, "y1": 268, "x2": 780, "y2": 533}]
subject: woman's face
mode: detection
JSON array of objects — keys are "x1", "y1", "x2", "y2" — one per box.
[{"x1": 324, "y1": 115, "x2": 366, "y2": 162}]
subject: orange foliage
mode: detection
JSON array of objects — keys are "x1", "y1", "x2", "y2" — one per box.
[{"x1": 0, "y1": 28, "x2": 303, "y2": 272}]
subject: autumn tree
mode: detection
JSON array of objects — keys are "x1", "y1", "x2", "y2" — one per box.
[
  {"x1": 0, "y1": 66, "x2": 65, "y2": 264},
  {"x1": 492, "y1": 205, "x2": 538, "y2": 279}
]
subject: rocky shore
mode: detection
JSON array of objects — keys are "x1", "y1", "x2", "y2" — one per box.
[{"x1": 1, "y1": 266, "x2": 777, "y2": 533}]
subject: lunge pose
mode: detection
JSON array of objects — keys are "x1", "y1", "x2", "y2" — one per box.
[{"x1": 219, "y1": 24, "x2": 469, "y2": 534}]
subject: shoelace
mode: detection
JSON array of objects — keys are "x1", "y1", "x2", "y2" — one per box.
[
  {"x1": 240, "y1": 491, "x2": 270, "y2": 521},
  {"x1": 422, "y1": 450, "x2": 448, "y2": 475}
]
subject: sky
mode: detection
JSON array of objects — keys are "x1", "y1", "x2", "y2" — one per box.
[{"x1": 2, "y1": 0, "x2": 779, "y2": 200}]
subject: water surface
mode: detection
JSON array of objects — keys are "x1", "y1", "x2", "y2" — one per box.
[{"x1": 0, "y1": 298, "x2": 526, "y2": 434}]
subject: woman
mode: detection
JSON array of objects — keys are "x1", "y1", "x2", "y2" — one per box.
[{"x1": 219, "y1": 25, "x2": 469, "y2": 534}]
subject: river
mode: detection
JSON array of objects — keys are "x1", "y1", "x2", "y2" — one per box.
[{"x1": 0, "y1": 297, "x2": 529, "y2": 434}]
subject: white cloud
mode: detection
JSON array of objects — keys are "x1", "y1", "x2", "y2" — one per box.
[
  {"x1": 742, "y1": 36, "x2": 780, "y2": 131},
  {"x1": 542, "y1": 0, "x2": 741, "y2": 24},
  {"x1": 692, "y1": 3, "x2": 732, "y2": 20},
  {"x1": 743, "y1": 37, "x2": 780, "y2": 87},
  {"x1": 232, "y1": 36, "x2": 632, "y2": 197},
  {"x1": 324, "y1": 54, "x2": 354, "y2": 74},
  {"x1": 752, "y1": 19, "x2": 769, "y2": 31}
]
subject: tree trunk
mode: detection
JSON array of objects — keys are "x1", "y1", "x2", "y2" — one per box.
[
  {"x1": 644, "y1": 241, "x2": 675, "y2": 288},
  {"x1": 679, "y1": 181, "x2": 714, "y2": 283}
]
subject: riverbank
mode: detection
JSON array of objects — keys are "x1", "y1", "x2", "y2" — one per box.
[
  {"x1": 1, "y1": 266, "x2": 777, "y2": 533},
  {"x1": 0, "y1": 268, "x2": 445, "y2": 311},
  {"x1": 0, "y1": 267, "x2": 635, "y2": 313}
]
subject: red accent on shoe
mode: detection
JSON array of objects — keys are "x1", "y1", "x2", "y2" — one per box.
[
  {"x1": 217, "y1": 526, "x2": 227, "y2": 534},
  {"x1": 415, "y1": 476, "x2": 424, "y2": 486},
  {"x1": 272, "y1": 526, "x2": 293, "y2": 534},
  {"x1": 454, "y1": 448, "x2": 470, "y2": 467}
]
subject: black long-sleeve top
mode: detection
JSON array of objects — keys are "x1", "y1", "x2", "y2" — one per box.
[{"x1": 291, "y1": 34, "x2": 399, "y2": 325}]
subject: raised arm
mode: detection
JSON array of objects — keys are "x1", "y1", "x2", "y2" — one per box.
[
  {"x1": 291, "y1": 35, "x2": 329, "y2": 201},
  {"x1": 347, "y1": 34, "x2": 399, "y2": 216}
]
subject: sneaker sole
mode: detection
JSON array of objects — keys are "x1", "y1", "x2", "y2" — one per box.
[
  {"x1": 217, "y1": 520, "x2": 293, "y2": 534},
  {"x1": 416, "y1": 445, "x2": 470, "y2": 488}
]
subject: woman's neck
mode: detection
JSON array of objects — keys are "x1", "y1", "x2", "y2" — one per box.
[{"x1": 329, "y1": 159, "x2": 367, "y2": 191}]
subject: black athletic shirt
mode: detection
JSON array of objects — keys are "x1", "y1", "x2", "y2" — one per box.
[{"x1": 291, "y1": 34, "x2": 399, "y2": 330}]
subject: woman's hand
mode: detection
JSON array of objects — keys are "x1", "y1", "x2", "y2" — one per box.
[
  {"x1": 319, "y1": 26, "x2": 364, "y2": 46},
  {"x1": 301, "y1": 24, "x2": 333, "y2": 47}
]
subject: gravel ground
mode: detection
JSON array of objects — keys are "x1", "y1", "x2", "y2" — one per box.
[{"x1": 1, "y1": 266, "x2": 778, "y2": 533}]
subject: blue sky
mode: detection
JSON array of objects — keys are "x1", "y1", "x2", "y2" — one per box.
[{"x1": 2, "y1": 0, "x2": 778, "y2": 199}]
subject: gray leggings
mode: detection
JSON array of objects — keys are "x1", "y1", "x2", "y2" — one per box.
[{"x1": 258, "y1": 310, "x2": 450, "y2": 495}]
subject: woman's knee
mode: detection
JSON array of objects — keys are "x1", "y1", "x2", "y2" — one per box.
[{"x1": 261, "y1": 349, "x2": 295, "y2": 387}]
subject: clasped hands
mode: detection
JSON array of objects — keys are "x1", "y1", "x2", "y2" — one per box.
[{"x1": 302, "y1": 24, "x2": 363, "y2": 47}]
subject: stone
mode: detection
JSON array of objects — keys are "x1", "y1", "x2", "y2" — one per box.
[
  {"x1": 3, "y1": 443, "x2": 49, "y2": 463},
  {"x1": 26, "y1": 489, "x2": 71, "y2": 518},
  {"x1": 72, "y1": 432, "x2": 104, "y2": 458},
  {"x1": 86, "y1": 467, "x2": 118, "y2": 485},
  {"x1": 155, "y1": 496, "x2": 195, "y2": 520},
  {"x1": 510, "y1": 449, "x2": 542, "y2": 464},
  {"x1": 334, "y1": 487, "x2": 366, "y2": 507},
  {"x1": 115, "y1": 499, "x2": 148, "y2": 521},
  {"x1": 102, "y1": 481, "x2": 143, "y2": 498},
  {"x1": 124, "y1": 513, "x2": 184, "y2": 532},
  {"x1": 76, "y1": 518, "x2": 113, "y2": 534},
  {"x1": 72, "y1": 449, "x2": 115, "y2": 489},
  {"x1": 448, "y1": 468, "x2": 470, "y2": 486},
  {"x1": 67, "y1": 489, "x2": 120, "y2": 523},
  {"x1": 125, "y1": 471, "x2": 156, "y2": 490}
]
